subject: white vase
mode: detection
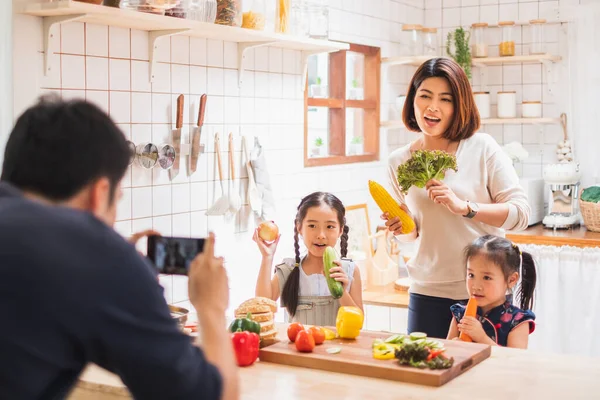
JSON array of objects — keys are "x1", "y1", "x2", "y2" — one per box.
[
  {"x1": 310, "y1": 85, "x2": 326, "y2": 98},
  {"x1": 349, "y1": 143, "x2": 363, "y2": 155},
  {"x1": 311, "y1": 146, "x2": 323, "y2": 157}
]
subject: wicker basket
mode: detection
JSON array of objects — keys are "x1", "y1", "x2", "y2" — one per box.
[{"x1": 580, "y1": 196, "x2": 600, "y2": 232}]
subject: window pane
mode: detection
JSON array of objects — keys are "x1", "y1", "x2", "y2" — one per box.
[
  {"x1": 307, "y1": 106, "x2": 329, "y2": 157},
  {"x1": 307, "y1": 53, "x2": 329, "y2": 98},
  {"x1": 346, "y1": 51, "x2": 365, "y2": 100},
  {"x1": 346, "y1": 108, "x2": 364, "y2": 156}
]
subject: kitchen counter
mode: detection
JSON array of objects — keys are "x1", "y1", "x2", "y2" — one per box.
[
  {"x1": 362, "y1": 282, "x2": 409, "y2": 308},
  {"x1": 507, "y1": 223, "x2": 600, "y2": 248},
  {"x1": 70, "y1": 325, "x2": 600, "y2": 400}
]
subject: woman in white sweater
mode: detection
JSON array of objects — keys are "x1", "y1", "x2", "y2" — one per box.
[{"x1": 384, "y1": 58, "x2": 530, "y2": 338}]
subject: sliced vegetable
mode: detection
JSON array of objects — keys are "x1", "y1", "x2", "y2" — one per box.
[
  {"x1": 322, "y1": 327, "x2": 336, "y2": 340},
  {"x1": 326, "y1": 347, "x2": 342, "y2": 354},
  {"x1": 384, "y1": 334, "x2": 405, "y2": 344},
  {"x1": 409, "y1": 332, "x2": 427, "y2": 341}
]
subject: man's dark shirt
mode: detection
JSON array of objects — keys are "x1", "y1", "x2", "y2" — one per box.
[{"x1": 0, "y1": 183, "x2": 222, "y2": 399}]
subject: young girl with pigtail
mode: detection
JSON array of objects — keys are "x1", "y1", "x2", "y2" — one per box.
[
  {"x1": 254, "y1": 192, "x2": 363, "y2": 326},
  {"x1": 447, "y1": 235, "x2": 537, "y2": 349}
]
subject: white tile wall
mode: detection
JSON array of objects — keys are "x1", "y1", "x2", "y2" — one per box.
[
  {"x1": 426, "y1": 0, "x2": 578, "y2": 175},
  {"x1": 12, "y1": 1, "x2": 424, "y2": 322},
  {"x1": 11, "y1": 0, "x2": 581, "y2": 327}
]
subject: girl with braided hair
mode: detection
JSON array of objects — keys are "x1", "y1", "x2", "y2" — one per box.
[
  {"x1": 253, "y1": 192, "x2": 363, "y2": 325},
  {"x1": 447, "y1": 235, "x2": 537, "y2": 348}
]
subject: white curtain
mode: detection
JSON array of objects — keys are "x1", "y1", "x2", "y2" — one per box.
[
  {"x1": 522, "y1": 244, "x2": 600, "y2": 357},
  {"x1": 569, "y1": 2, "x2": 600, "y2": 187}
]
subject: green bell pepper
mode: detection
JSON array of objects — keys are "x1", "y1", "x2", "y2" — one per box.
[{"x1": 228, "y1": 312, "x2": 261, "y2": 335}]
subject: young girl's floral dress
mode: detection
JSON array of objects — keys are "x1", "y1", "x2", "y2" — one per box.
[{"x1": 450, "y1": 296, "x2": 535, "y2": 346}]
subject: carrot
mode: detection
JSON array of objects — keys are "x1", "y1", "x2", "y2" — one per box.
[{"x1": 459, "y1": 297, "x2": 478, "y2": 342}]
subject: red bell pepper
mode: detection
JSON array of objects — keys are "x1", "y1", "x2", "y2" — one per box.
[
  {"x1": 231, "y1": 331, "x2": 260, "y2": 367},
  {"x1": 426, "y1": 349, "x2": 445, "y2": 362}
]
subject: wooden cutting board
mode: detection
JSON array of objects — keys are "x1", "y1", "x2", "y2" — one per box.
[{"x1": 259, "y1": 330, "x2": 491, "y2": 387}]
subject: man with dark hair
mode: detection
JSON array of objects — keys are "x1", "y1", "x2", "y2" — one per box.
[{"x1": 0, "y1": 97, "x2": 238, "y2": 399}]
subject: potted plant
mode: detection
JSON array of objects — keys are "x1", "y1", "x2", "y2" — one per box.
[
  {"x1": 348, "y1": 78, "x2": 363, "y2": 100},
  {"x1": 311, "y1": 137, "x2": 325, "y2": 157},
  {"x1": 310, "y1": 76, "x2": 326, "y2": 98},
  {"x1": 446, "y1": 27, "x2": 472, "y2": 80},
  {"x1": 348, "y1": 136, "x2": 363, "y2": 155}
]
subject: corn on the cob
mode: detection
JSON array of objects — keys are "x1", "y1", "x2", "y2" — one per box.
[{"x1": 368, "y1": 180, "x2": 416, "y2": 234}]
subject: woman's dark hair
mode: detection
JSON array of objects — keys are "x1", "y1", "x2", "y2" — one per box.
[
  {"x1": 464, "y1": 235, "x2": 537, "y2": 310},
  {"x1": 281, "y1": 192, "x2": 349, "y2": 317},
  {"x1": 2, "y1": 95, "x2": 130, "y2": 203},
  {"x1": 402, "y1": 57, "x2": 480, "y2": 141}
]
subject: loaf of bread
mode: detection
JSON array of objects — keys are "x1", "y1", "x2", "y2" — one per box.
[{"x1": 235, "y1": 297, "x2": 278, "y2": 315}]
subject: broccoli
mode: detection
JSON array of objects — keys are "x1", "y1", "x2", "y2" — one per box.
[
  {"x1": 396, "y1": 149, "x2": 458, "y2": 194},
  {"x1": 581, "y1": 186, "x2": 600, "y2": 204}
]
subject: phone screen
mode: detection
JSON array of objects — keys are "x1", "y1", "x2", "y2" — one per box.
[{"x1": 147, "y1": 236, "x2": 205, "y2": 275}]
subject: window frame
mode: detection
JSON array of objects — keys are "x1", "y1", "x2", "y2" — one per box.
[{"x1": 304, "y1": 43, "x2": 381, "y2": 167}]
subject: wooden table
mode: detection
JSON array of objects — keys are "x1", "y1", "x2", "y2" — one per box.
[
  {"x1": 362, "y1": 282, "x2": 409, "y2": 308},
  {"x1": 507, "y1": 223, "x2": 600, "y2": 248},
  {"x1": 71, "y1": 327, "x2": 600, "y2": 400}
]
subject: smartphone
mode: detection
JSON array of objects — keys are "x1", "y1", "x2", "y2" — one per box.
[{"x1": 147, "y1": 235, "x2": 205, "y2": 275}]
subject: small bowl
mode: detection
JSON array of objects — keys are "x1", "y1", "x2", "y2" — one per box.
[{"x1": 169, "y1": 305, "x2": 189, "y2": 329}]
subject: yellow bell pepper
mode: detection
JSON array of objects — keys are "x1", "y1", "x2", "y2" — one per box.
[
  {"x1": 372, "y1": 343, "x2": 397, "y2": 360},
  {"x1": 335, "y1": 306, "x2": 364, "y2": 339},
  {"x1": 321, "y1": 327, "x2": 336, "y2": 340}
]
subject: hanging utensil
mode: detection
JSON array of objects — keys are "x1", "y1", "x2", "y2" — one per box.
[
  {"x1": 206, "y1": 133, "x2": 230, "y2": 216},
  {"x1": 157, "y1": 143, "x2": 176, "y2": 170},
  {"x1": 243, "y1": 135, "x2": 262, "y2": 214},
  {"x1": 190, "y1": 94, "x2": 207, "y2": 175},
  {"x1": 557, "y1": 113, "x2": 573, "y2": 163},
  {"x1": 136, "y1": 142, "x2": 158, "y2": 169},
  {"x1": 228, "y1": 132, "x2": 242, "y2": 215},
  {"x1": 126, "y1": 140, "x2": 136, "y2": 165},
  {"x1": 170, "y1": 94, "x2": 184, "y2": 180}
]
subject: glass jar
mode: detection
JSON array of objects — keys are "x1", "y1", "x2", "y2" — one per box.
[
  {"x1": 188, "y1": 0, "x2": 217, "y2": 22},
  {"x1": 215, "y1": 0, "x2": 243, "y2": 26},
  {"x1": 529, "y1": 19, "x2": 546, "y2": 55},
  {"x1": 471, "y1": 22, "x2": 489, "y2": 58},
  {"x1": 165, "y1": 0, "x2": 191, "y2": 18},
  {"x1": 120, "y1": 0, "x2": 179, "y2": 15},
  {"x1": 307, "y1": 0, "x2": 328, "y2": 39},
  {"x1": 290, "y1": 0, "x2": 309, "y2": 37},
  {"x1": 422, "y1": 27, "x2": 438, "y2": 56},
  {"x1": 275, "y1": 0, "x2": 291, "y2": 33},
  {"x1": 242, "y1": 0, "x2": 266, "y2": 30},
  {"x1": 499, "y1": 21, "x2": 516, "y2": 57},
  {"x1": 402, "y1": 24, "x2": 423, "y2": 56}
]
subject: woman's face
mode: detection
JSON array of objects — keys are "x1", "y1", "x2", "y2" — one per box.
[{"x1": 413, "y1": 77, "x2": 455, "y2": 138}]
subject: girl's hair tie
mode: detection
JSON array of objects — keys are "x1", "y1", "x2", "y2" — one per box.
[{"x1": 512, "y1": 242, "x2": 521, "y2": 255}]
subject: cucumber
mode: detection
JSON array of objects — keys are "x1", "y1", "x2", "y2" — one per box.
[
  {"x1": 323, "y1": 246, "x2": 344, "y2": 299},
  {"x1": 409, "y1": 332, "x2": 427, "y2": 341}
]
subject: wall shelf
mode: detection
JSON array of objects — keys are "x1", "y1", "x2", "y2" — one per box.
[
  {"x1": 381, "y1": 117, "x2": 561, "y2": 128},
  {"x1": 17, "y1": 0, "x2": 349, "y2": 86},
  {"x1": 382, "y1": 54, "x2": 561, "y2": 67}
]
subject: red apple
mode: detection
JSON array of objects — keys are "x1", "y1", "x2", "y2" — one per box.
[{"x1": 258, "y1": 221, "x2": 279, "y2": 242}]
